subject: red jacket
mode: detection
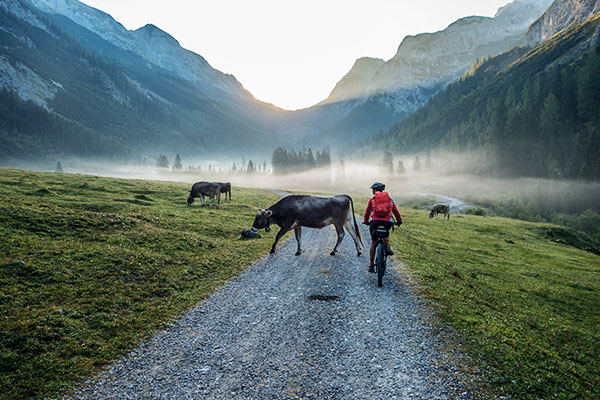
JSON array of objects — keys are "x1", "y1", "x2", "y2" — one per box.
[{"x1": 364, "y1": 192, "x2": 402, "y2": 223}]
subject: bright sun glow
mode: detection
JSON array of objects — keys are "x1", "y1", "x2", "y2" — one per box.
[{"x1": 81, "y1": 0, "x2": 510, "y2": 110}]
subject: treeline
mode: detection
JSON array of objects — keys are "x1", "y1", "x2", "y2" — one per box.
[
  {"x1": 374, "y1": 17, "x2": 600, "y2": 180},
  {"x1": 271, "y1": 146, "x2": 331, "y2": 174},
  {"x1": 152, "y1": 153, "x2": 269, "y2": 174}
]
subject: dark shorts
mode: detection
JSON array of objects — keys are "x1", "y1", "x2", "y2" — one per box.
[{"x1": 369, "y1": 220, "x2": 393, "y2": 240}]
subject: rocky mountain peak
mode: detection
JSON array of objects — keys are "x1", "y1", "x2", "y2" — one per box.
[
  {"x1": 25, "y1": 0, "x2": 249, "y2": 100},
  {"x1": 321, "y1": 57, "x2": 384, "y2": 104},
  {"x1": 134, "y1": 24, "x2": 180, "y2": 46},
  {"x1": 321, "y1": 0, "x2": 552, "y2": 112}
]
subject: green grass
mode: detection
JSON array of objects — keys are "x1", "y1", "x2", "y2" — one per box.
[
  {"x1": 390, "y1": 209, "x2": 600, "y2": 399},
  {"x1": 0, "y1": 168, "x2": 282, "y2": 400},
  {"x1": 2, "y1": 173, "x2": 599, "y2": 399}
]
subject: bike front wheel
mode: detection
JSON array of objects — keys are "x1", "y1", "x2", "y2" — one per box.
[{"x1": 376, "y1": 242, "x2": 386, "y2": 287}]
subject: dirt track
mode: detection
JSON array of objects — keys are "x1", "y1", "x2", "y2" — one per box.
[{"x1": 72, "y1": 223, "x2": 472, "y2": 399}]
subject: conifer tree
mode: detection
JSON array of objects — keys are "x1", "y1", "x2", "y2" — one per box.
[
  {"x1": 396, "y1": 160, "x2": 406, "y2": 174},
  {"x1": 413, "y1": 155, "x2": 421, "y2": 172},
  {"x1": 173, "y1": 153, "x2": 183, "y2": 170},
  {"x1": 156, "y1": 155, "x2": 169, "y2": 169},
  {"x1": 380, "y1": 150, "x2": 394, "y2": 174}
]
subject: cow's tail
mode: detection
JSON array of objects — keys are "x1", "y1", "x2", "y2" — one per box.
[{"x1": 344, "y1": 194, "x2": 363, "y2": 247}]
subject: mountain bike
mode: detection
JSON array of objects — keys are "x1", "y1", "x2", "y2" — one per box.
[{"x1": 373, "y1": 225, "x2": 390, "y2": 287}]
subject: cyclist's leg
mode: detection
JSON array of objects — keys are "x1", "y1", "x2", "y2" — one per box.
[
  {"x1": 381, "y1": 220, "x2": 394, "y2": 255},
  {"x1": 370, "y1": 221, "x2": 389, "y2": 260},
  {"x1": 368, "y1": 221, "x2": 379, "y2": 271}
]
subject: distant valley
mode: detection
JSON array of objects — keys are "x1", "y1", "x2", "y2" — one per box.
[{"x1": 1, "y1": 0, "x2": 598, "y2": 182}]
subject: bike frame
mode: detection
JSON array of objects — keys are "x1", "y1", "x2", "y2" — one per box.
[{"x1": 374, "y1": 226, "x2": 389, "y2": 287}]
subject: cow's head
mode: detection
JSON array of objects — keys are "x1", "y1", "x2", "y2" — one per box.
[
  {"x1": 251, "y1": 209, "x2": 272, "y2": 232},
  {"x1": 429, "y1": 210, "x2": 434, "y2": 218},
  {"x1": 187, "y1": 196, "x2": 195, "y2": 206}
]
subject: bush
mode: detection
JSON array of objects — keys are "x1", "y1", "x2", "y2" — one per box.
[
  {"x1": 576, "y1": 209, "x2": 600, "y2": 240},
  {"x1": 465, "y1": 207, "x2": 487, "y2": 216}
]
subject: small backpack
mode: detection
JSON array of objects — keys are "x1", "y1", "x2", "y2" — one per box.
[{"x1": 372, "y1": 192, "x2": 392, "y2": 218}]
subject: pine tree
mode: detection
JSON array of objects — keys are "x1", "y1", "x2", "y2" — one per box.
[
  {"x1": 55, "y1": 161, "x2": 63, "y2": 173},
  {"x1": 232, "y1": 162, "x2": 237, "y2": 172},
  {"x1": 173, "y1": 153, "x2": 183, "y2": 170},
  {"x1": 413, "y1": 155, "x2": 421, "y2": 172},
  {"x1": 396, "y1": 160, "x2": 406, "y2": 174},
  {"x1": 540, "y1": 93, "x2": 561, "y2": 141},
  {"x1": 306, "y1": 148, "x2": 316, "y2": 169},
  {"x1": 247, "y1": 159, "x2": 255, "y2": 173},
  {"x1": 380, "y1": 150, "x2": 394, "y2": 174},
  {"x1": 425, "y1": 149, "x2": 432, "y2": 169},
  {"x1": 156, "y1": 155, "x2": 169, "y2": 169}
]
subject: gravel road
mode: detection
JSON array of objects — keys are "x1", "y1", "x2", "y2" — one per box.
[{"x1": 72, "y1": 223, "x2": 473, "y2": 399}]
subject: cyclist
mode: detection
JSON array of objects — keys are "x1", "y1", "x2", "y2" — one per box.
[{"x1": 363, "y1": 182, "x2": 402, "y2": 273}]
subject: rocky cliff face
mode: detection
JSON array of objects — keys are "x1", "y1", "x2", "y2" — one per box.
[
  {"x1": 27, "y1": 0, "x2": 251, "y2": 100},
  {"x1": 524, "y1": 0, "x2": 600, "y2": 47},
  {"x1": 322, "y1": 0, "x2": 552, "y2": 115}
]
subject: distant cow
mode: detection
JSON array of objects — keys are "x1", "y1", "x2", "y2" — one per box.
[
  {"x1": 187, "y1": 181, "x2": 221, "y2": 209},
  {"x1": 429, "y1": 204, "x2": 450, "y2": 220},
  {"x1": 251, "y1": 194, "x2": 363, "y2": 256},
  {"x1": 216, "y1": 182, "x2": 231, "y2": 200}
]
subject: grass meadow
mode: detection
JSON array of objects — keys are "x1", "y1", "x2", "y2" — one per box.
[
  {"x1": 0, "y1": 168, "x2": 281, "y2": 399},
  {"x1": 1, "y1": 169, "x2": 598, "y2": 399},
  {"x1": 390, "y1": 208, "x2": 599, "y2": 399}
]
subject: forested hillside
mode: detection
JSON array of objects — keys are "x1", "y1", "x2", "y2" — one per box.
[
  {"x1": 0, "y1": 3, "x2": 281, "y2": 164},
  {"x1": 369, "y1": 13, "x2": 600, "y2": 180}
]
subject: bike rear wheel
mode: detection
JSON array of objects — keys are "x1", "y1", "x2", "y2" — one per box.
[{"x1": 376, "y1": 242, "x2": 386, "y2": 287}]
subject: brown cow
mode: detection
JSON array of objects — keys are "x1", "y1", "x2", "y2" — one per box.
[
  {"x1": 251, "y1": 194, "x2": 363, "y2": 256},
  {"x1": 216, "y1": 182, "x2": 231, "y2": 200},
  {"x1": 429, "y1": 204, "x2": 450, "y2": 220},
  {"x1": 187, "y1": 181, "x2": 221, "y2": 209}
]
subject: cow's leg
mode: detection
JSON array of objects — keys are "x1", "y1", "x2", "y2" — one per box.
[
  {"x1": 216, "y1": 192, "x2": 221, "y2": 209},
  {"x1": 447, "y1": 212, "x2": 450, "y2": 221},
  {"x1": 294, "y1": 227, "x2": 302, "y2": 256},
  {"x1": 330, "y1": 223, "x2": 345, "y2": 255},
  {"x1": 208, "y1": 194, "x2": 215, "y2": 208},
  {"x1": 270, "y1": 227, "x2": 290, "y2": 254},
  {"x1": 200, "y1": 194, "x2": 206, "y2": 207},
  {"x1": 344, "y1": 219, "x2": 362, "y2": 256},
  {"x1": 435, "y1": 212, "x2": 439, "y2": 220}
]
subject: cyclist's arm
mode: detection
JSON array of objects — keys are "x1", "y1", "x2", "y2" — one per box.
[
  {"x1": 391, "y1": 201, "x2": 402, "y2": 224},
  {"x1": 363, "y1": 199, "x2": 373, "y2": 224}
]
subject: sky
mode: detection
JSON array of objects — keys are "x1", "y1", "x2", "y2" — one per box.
[{"x1": 81, "y1": 0, "x2": 511, "y2": 110}]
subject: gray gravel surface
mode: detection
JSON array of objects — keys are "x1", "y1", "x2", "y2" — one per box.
[{"x1": 72, "y1": 223, "x2": 473, "y2": 400}]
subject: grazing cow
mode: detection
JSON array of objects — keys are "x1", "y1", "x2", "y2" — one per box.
[
  {"x1": 187, "y1": 181, "x2": 221, "y2": 209},
  {"x1": 251, "y1": 194, "x2": 363, "y2": 256},
  {"x1": 216, "y1": 182, "x2": 231, "y2": 200},
  {"x1": 429, "y1": 204, "x2": 450, "y2": 220}
]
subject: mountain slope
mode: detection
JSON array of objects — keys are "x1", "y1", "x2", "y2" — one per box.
[
  {"x1": 308, "y1": 0, "x2": 553, "y2": 145},
  {"x1": 366, "y1": 11, "x2": 600, "y2": 179},
  {"x1": 22, "y1": 0, "x2": 323, "y2": 144},
  {"x1": 524, "y1": 0, "x2": 600, "y2": 46},
  {"x1": 0, "y1": 0, "x2": 287, "y2": 164},
  {"x1": 27, "y1": 0, "x2": 252, "y2": 102}
]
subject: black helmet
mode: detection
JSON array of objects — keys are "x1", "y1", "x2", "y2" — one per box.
[{"x1": 370, "y1": 182, "x2": 385, "y2": 191}]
